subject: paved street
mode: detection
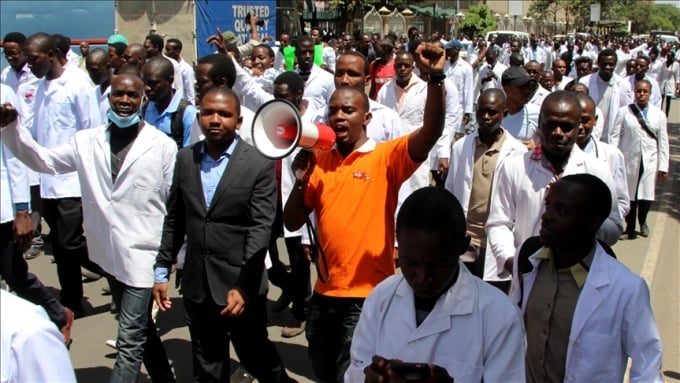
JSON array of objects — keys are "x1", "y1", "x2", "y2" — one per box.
[{"x1": 17, "y1": 101, "x2": 680, "y2": 382}]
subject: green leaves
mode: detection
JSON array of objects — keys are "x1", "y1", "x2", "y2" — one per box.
[{"x1": 459, "y1": 4, "x2": 499, "y2": 37}]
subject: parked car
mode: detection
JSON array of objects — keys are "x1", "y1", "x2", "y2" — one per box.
[{"x1": 485, "y1": 30, "x2": 529, "y2": 47}]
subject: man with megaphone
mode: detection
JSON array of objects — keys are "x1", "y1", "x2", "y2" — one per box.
[{"x1": 282, "y1": 42, "x2": 447, "y2": 383}]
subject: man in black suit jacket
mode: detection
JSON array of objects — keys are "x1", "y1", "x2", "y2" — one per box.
[{"x1": 153, "y1": 87, "x2": 294, "y2": 382}]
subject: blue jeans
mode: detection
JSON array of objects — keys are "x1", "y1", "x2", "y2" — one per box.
[
  {"x1": 306, "y1": 293, "x2": 364, "y2": 383},
  {"x1": 109, "y1": 280, "x2": 173, "y2": 383}
]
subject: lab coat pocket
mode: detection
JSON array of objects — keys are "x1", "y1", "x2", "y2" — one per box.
[{"x1": 570, "y1": 332, "x2": 622, "y2": 381}]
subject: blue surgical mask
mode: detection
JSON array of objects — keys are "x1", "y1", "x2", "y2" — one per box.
[{"x1": 107, "y1": 110, "x2": 140, "y2": 129}]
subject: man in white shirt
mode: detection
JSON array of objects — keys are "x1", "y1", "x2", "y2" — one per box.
[
  {"x1": 444, "y1": 40, "x2": 474, "y2": 136},
  {"x1": 552, "y1": 59, "x2": 573, "y2": 90},
  {"x1": 0, "y1": 84, "x2": 74, "y2": 347},
  {"x1": 1, "y1": 31, "x2": 43, "y2": 260},
  {"x1": 525, "y1": 60, "x2": 550, "y2": 106},
  {"x1": 22, "y1": 33, "x2": 104, "y2": 316},
  {"x1": 0, "y1": 290, "x2": 77, "y2": 383},
  {"x1": 479, "y1": 49, "x2": 507, "y2": 91},
  {"x1": 486, "y1": 91, "x2": 622, "y2": 281},
  {"x1": 295, "y1": 36, "x2": 335, "y2": 111},
  {"x1": 2, "y1": 73, "x2": 177, "y2": 383},
  {"x1": 346, "y1": 187, "x2": 526, "y2": 383},
  {"x1": 144, "y1": 34, "x2": 184, "y2": 99},
  {"x1": 579, "y1": 49, "x2": 633, "y2": 142},
  {"x1": 501, "y1": 66, "x2": 541, "y2": 148},
  {"x1": 626, "y1": 56, "x2": 662, "y2": 108},
  {"x1": 573, "y1": 92, "x2": 630, "y2": 222},
  {"x1": 85, "y1": 48, "x2": 113, "y2": 123},
  {"x1": 165, "y1": 38, "x2": 196, "y2": 104},
  {"x1": 445, "y1": 89, "x2": 526, "y2": 290}
]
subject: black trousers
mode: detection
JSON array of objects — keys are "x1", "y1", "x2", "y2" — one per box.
[
  {"x1": 0, "y1": 221, "x2": 67, "y2": 328},
  {"x1": 42, "y1": 197, "x2": 102, "y2": 309},
  {"x1": 268, "y1": 205, "x2": 311, "y2": 321},
  {"x1": 184, "y1": 294, "x2": 292, "y2": 383}
]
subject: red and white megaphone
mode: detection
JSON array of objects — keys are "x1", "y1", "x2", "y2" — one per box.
[{"x1": 251, "y1": 99, "x2": 336, "y2": 159}]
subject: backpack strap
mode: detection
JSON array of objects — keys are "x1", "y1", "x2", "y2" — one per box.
[
  {"x1": 170, "y1": 99, "x2": 191, "y2": 149},
  {"x1": 628, "y1": 104, "x2": 657, "y2": 141}
]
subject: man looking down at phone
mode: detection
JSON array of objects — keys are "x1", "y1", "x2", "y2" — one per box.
[
  {"x1": 284, "y1": 42, "x2": 447, "y2": 383},
  {"x1": 345, "y1": 187, "x2": 525, "y2": 382}
]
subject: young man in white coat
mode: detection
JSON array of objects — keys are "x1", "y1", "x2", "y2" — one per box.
[
  {"x1": 573, "y1": 93, "x2": 630, "y2": 224},
  {"x1": 610, "y1": 79, "x2": 669, "y2": 239},
  {"x1": 377, "y1": 51, "x2": 452, "y2": 193},
  {"x1": 512, "y1": 174, "x2": 663, "y2": 383},
  {"x1": 1, "y1": 74, "x2": 177, "y2": 383},
  {"x1": 578, "y1": 48, "x2": 632, "y2": 142},
  {"x1": 346, "y1": 187, "x2": 526, "y2": 383},
  {"x1": 486, "y1": 91, "x2": 622, "y2": 282},
  {"x1": 444, "y1": 89, "x2": 526, "y2": 291}
]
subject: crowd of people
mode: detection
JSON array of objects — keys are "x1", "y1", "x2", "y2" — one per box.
[{"x1": 0, "y1": 13, "x2": 672, "y2": 383}]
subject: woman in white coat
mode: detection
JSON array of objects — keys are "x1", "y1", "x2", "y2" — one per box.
[
  {"x1": 660, "y1": 50, "x2": 679, "y2": 117},
  {"x1": 611, "y1": 79, "x2": 669, "y2": 239}
]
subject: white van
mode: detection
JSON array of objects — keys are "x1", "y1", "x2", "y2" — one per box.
[{"x1": 485, "y1": 30, "x2": 530, "y2": 47}]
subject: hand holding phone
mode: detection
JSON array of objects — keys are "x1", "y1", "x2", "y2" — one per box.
[{"x1": 389, "y1": 362, "x2": 431, "y2": 381}]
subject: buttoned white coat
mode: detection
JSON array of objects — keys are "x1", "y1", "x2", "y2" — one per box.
[
  {"x1": 511, "y1": 243, "x2": 663, "y2": 383},
  {"x1": 610, "y1": 104, "x2": 669, "y2": 201},
  {"x1": 2, "y1": 121, "x2": 177, "y2": 288},
  {"x1": 579, "y1": 73, "x2": 633, "y2": 142},
  {"x1": 444, "y1": 128, "x2": 527, "y2": 280}
]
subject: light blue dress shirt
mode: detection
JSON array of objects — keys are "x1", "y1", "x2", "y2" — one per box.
[{"x1": 143, "y1": 90, "x2": 197, "y2": 147}]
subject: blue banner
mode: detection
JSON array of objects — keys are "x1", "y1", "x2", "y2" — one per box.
[{"x1": 196, "y1": 0, "x2": 276, "y2": 58}]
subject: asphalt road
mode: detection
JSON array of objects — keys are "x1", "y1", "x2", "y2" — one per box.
[{"x1": 14, "y1": 101, "x2": 680, "y2": 383}]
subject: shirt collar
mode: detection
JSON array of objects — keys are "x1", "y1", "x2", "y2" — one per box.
[
  {"x1": 200, "y1": 135, "x2": 239, "y2": 159},
  {"x1": 534, "y1": 246, "x2": 595, "y2": 288},
  {"x1": 332, "y1": 137, "x2": 376, "y2": 154}
]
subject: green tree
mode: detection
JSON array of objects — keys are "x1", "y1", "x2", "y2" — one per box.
[{"x1": 459, "y1": 4, "x2": 498, "y2": 38}]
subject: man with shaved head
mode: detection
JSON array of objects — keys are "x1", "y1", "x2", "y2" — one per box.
[
  {"x1": 122, "y1": 43, "x2": 147, "y2": 72},
  {"x1": 445, "y1": 89, "x2": 527, "y2": 287},
  {"x1": 86, "y1": 48, "x2": 113, "y2": 122},
  {"x1": 2, "y1": 72, "x2": 177, "y2": 382},
  {"x1": 486, "y1": 91, "x2": 623, "y2": 284},
  {"x1": 142, "y1": 56, "x2": 196, "y2": 148},
  {"x1": 22, "y1": 32, "x2": 103, "y2": 316}
]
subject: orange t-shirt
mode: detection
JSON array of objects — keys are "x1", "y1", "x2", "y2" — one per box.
[{"x1": 304, "y1": 135, "x2": 419, "y2": 298}]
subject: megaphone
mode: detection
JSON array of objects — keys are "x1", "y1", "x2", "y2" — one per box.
[{"x1": 251, "y1": 99, "x2": 336, "y2": 159}]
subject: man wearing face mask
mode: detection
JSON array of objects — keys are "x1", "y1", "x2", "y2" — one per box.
[{"x1": 1, "y1": 73, "x2": 177, "y2": 383}]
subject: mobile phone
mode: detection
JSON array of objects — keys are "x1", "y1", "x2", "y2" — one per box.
[{"x1": 390, "y1": 362, "x2": 431, "y2": 381}]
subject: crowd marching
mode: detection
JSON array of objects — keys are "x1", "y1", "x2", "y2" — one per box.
[{"x1": 1, "y1": 12, "x2": 675, "y2": 383}]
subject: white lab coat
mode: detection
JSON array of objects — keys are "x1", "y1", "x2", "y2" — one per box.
[
  {"x1": 32, "y1": 66, "x2": 101, "y2": 199},
  {"x1": 0, "y1": 85, "x2": 30, "y2": 224},
  {"x1": 582, "y1": 137, "x2": 630, "y2": 220},
  {"x1": 1, "y1": 290, "x2": 77, "y2": 383},
  {"x1": 579, "y1": 73, "x2": 632, "y2": 142},
  {"x1": 610, "y1": 104, "x2": 669, "y2": 201},
  {"x1": 1, "y1": 121, "x2": 177, "y2": 288},
  {"x1": 444, "y1": 129, "x2": 527, "y2": 281},
  {"x1": 486, "y1": 146, "x2": 621, "y2": 278},
  {"x1": 444, "y1": 58, "x2": 474, "y2": 115},
  {"x1": 478, "y1": 62, "x2": 507, "y2": 91},
  {"x1": 345, "y1": 265, "x2": 526, "y2": 383},
  {"x1": 296, "y1": 64, "x2": 335, "y2": 111},
  {"x1": 511, "y1": 243, "x2": 663, "y2": 383}
]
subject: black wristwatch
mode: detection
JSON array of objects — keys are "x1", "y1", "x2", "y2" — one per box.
[{"x1": 428, "y1": 73, "x2": 446, "y2": 84}]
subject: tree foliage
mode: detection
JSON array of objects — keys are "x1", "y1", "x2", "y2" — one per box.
[{"x1": 459, "y1": 4, "x2": 498, "y2": 38}]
